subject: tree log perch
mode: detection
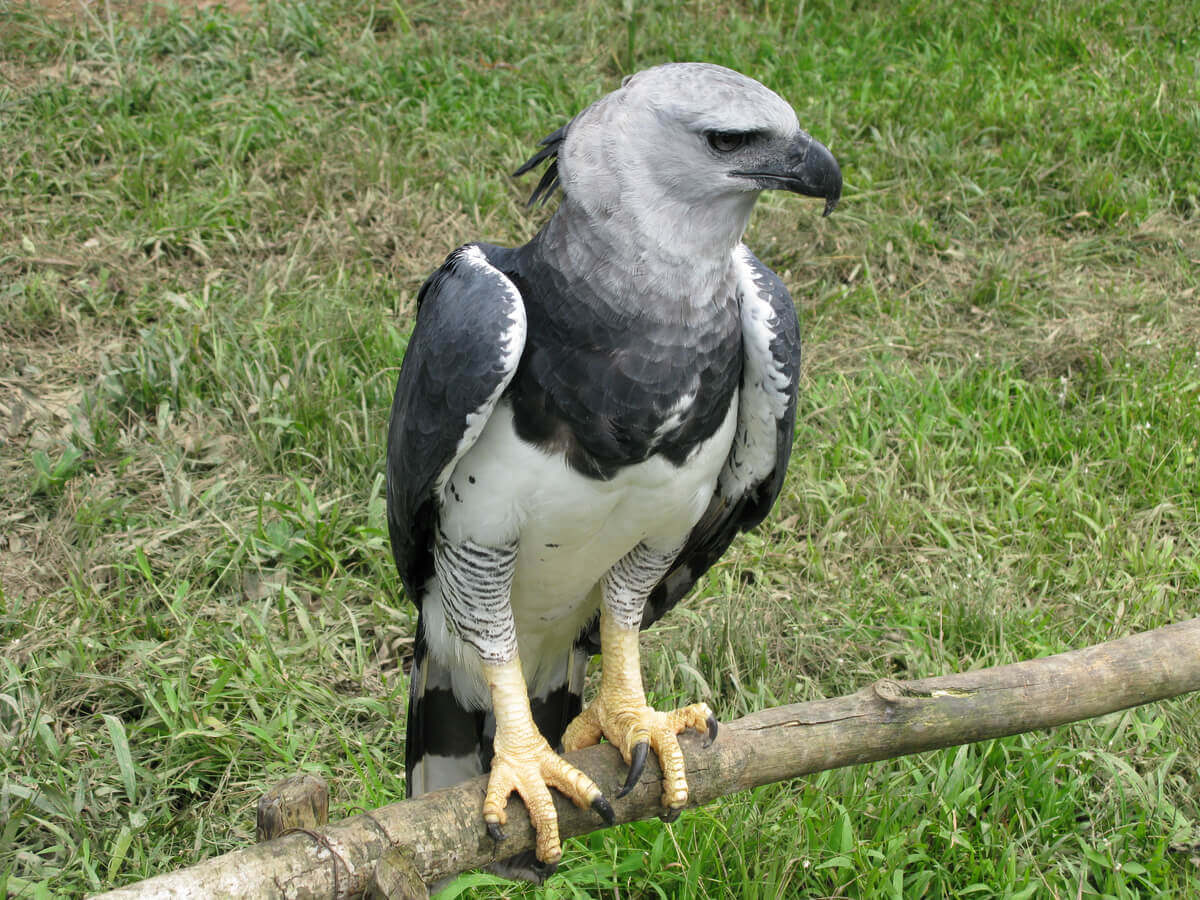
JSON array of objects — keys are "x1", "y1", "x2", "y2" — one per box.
[
  {"x1": 94, "y1": 617, "x2": 1200, "y2": 899},
  {"x1": 256, "y1": 775, "x2": 330, "y2": 843}
]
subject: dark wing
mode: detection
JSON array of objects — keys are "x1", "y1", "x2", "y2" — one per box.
[
  {"x1": 637, "y1": 246, "x2": 802, "y2": 634},
  {"x1": 386, "y1": 244, "x2": 527, "y2": 601}
]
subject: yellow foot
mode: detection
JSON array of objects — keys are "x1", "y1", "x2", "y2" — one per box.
[
  {"x1": 563, "y1": 697, "x2": 717, "y2": 813},
  {"x1": 561, "y1": 612, "x2": 716, "y2": 817},
  {"x1": 482, "y1": 738, "x2": 614, "y2": 863},
  {"x1": 482, "y1": 661, "x2": 614, "y2": 864}
]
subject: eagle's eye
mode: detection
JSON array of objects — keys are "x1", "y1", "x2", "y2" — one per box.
[{"x1": 706, "y1": 131, "x2": 750, "y2": 154}]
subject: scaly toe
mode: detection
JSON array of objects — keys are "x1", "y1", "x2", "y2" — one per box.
[
  {"x1": 483, "y1": 742, "x2": 606, "y2": 864},
  {"x1": 665, "y1": 702, "x2": 718, "y2": 741},
  {"x1": 562, "y1": 705, "x2": 604, "y2": 752}
]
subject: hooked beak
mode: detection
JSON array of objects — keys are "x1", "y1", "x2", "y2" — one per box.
[{"x1": 733, "y1": 131, "x2": 842, "y2": 216}]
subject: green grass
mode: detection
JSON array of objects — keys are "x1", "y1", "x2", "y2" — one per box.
[{"x1": 2, "y1": 0, "x2": 1199, "y2": 896}]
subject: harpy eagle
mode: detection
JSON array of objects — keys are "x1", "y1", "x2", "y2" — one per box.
[{"x1": 386, "y1": 62, "x2": 841, "y2": 877}]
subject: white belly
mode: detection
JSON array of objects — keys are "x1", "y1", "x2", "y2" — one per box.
[{"x1": 434, "y1": 394, "x2": 738, "y2": 685}]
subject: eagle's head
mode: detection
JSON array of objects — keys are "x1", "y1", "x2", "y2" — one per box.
[{"x1": 517, "y1": 63, "x2": 841, "y2": 259}]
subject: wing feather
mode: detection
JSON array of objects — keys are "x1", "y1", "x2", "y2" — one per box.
[{"x1": 386, "y1": 244, "x2": 527, "y2": 602}]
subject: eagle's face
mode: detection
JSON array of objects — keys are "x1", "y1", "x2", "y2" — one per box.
[{"x1": 559, "y1": 63, "x2": 840, "y2": 257}]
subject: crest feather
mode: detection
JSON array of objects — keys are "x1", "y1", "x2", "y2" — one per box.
[{"x1": 513, "y1": 122, "x2": 570, "y2": 207}]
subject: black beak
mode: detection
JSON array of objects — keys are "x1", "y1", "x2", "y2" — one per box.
[{"x1": 733, "y1": 131, "x2": 843, "y2": 216}]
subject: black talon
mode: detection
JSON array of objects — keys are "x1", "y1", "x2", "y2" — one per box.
[
  {"x1": 704, "y1": 714, "x2": 719, "y2": 746},
  {"x1": 591, "y1": 794, "x2": 616, "y2": 825},
  {"x1": 531, "y1": 859, "x2": 559, "y2": 881},
  {"x1": 661, "y1": 806, "x2": 683, "y2": 824},
  {"x1": 617, "y1": 741, "x2": 649, "y2": 799},
  {"x1": 486, "y1": 821, "x2": 506, "y2": 843}
]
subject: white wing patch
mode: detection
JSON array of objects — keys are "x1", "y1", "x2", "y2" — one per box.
[
  {"x1": 650, "y1": 382, "x2": 699, "y2": 449},
  {"x1": 433, "y1": 246, "x2": 527, "y2": 501},
  {"x1": 720, "y1": 244, "x2": 791, "y2": 500}
]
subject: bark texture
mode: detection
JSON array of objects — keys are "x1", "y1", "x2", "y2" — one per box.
[
  {"x1": 256, "y1": 775, "x2": 330, "y2": 843},
  {"x1": 94, "y1": 617, "x2": 1200, "y2": 899}
]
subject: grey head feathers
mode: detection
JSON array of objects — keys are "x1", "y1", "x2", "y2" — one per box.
[{"x1": 514, "y1": 63, "x2": 841, "y2": 257}]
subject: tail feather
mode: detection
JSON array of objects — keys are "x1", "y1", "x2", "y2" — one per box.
[{"x1": 405, "y1": 622, "x2": 488, "y2": 798}]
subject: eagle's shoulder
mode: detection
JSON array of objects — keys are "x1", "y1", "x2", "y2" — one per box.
[{"x1": 724, "y1": 244, "x2": 801, "y2": 525}]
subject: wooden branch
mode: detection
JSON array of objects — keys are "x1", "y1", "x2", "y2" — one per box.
[
  {"x1": 256, "y1": 775, "x2": 329, "y2": 843},
  {"x1": 94, "y1": 617, "x2": 1200, "y2": 899}
]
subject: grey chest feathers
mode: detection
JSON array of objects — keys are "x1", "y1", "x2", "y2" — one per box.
[{"x1": 502, "y1": 264, "x2": 743, "y2": 481}]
